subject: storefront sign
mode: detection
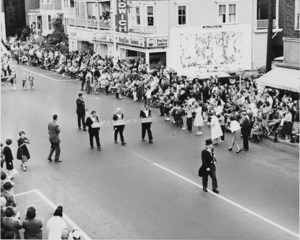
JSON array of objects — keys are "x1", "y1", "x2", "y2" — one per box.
[
  {"x1": 116, "y1": 0, "x2": 128, "y2": 33},
  {"x1": 93, "y1": 33, "x2": 112, "y2": 42},
  {"x1": 146, "y1": 37, "x2": 168, "y2": 48},
  {"x1": 77, "y1": 29, "x2": 93, "y2": 41},
  {"x1": 202, "y1": 25, "x2": 222, "y2": 29},
  {"x1": 156, "y1": 37, "x2": 168, "y2": 47},
  {"x1": 116, "y1": 35, "x2": 145, "y2": 47}
]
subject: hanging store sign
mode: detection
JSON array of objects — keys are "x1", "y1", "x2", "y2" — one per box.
[{"x1": 116, "y1": 0, "x2": 128, "y2": 33}]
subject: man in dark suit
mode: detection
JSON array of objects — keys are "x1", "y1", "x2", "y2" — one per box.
[
  {"x1": 76, "y1": 93, "x2": 87, "y2": 131},
  {"x1": 47, "y1": 114, "x2": 62, "y2": 162},
  {"x1": 140, "y1": 104, "x2": 153, "y2": 143},
  {"x1": 113, "y1": 108, "x2": 126, "y2": 146},
  {"x1": 240, "y1": 111, "x2": 251, "y2": 151},
  {"x1": 198, "y1": 139, "x2": 219, "y2": 194},
  {"x1": 86, "y1": 111, "x2": 101, "y2": 151}
]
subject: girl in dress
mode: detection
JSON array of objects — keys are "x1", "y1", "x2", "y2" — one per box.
[
  {"x1": 22, "y1": 72, "x2": 28, "y2": 90},
  {"x1": 193, "y1": 102, "x2": 204, "y2": 135},
  {"x1": 16, "y1": 131, "x2": 30, "y2": 172},
  {"x1": 28, "y1": 72, "x2": 34, "y2": 90}
]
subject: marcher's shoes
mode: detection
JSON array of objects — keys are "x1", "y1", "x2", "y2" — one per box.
[
  {"x1": 83, "y1": 128, "x2": 87, "y2": 132},
  {"x1": 115, "y1": 141, "x2": 118, "y2": 144},
  {"x1": 142, "y1": 139, "x2": 145, "y2": 141},
  {"x1": 149, "y1": 140, "x2": 153, "y2": 144},
  {"x1": 121, "y1": 142, "x2": 126, "y2": 146},
  {"x1": 78, "y1": 127, "x2": 82, "y2": 130},
  {"x1": 241, "y1": 148, "x2": 248, "y2": 151},
  {"x1": 273, "y1": 139, "x2": 278, "y2": 143},
  {"x1": 97, "y1": 147, "x2": 102, "y2": 151},
  {"x1": 212, "y1": 188, "x2": 219, "y2": 194},
  {"x1": 203, "y1": 188, "x2": 208, "y2": 192},
  {"x1": 228, "y1": 148, "x2": 232, "y2": 151},
  {"x1": 55, "y1": 160, "x2": 62, "y2": 162},
  {"x1": 236, "y1": 149, "x2": 241, "y2": 154},
  {"x1": 47, "y1": 158, "x2": 53, "y2": 162},
  {"x1": 90, "y1": 147, "x2": 95, "y2": 149}
]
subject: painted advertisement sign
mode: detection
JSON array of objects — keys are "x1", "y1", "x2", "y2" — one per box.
[{"x1": 116, "y1": 0, "x2": 128, "y2": 33}]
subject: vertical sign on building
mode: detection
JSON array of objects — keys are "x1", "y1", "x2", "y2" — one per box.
[{"x1": 116, "y1": 0, "x2": 128, "y2": 33}]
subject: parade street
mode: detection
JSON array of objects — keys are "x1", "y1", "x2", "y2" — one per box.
[{"x1": 1, "y1": 64, "x2": 299, "y2": 240}]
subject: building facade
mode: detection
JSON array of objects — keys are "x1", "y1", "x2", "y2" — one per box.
[
  {"x1": 66, "y1": 0, "x2": 282, "y2": 73},
  {"x1": 28, "y1": 0, "x2": 74, "y2": 36}
]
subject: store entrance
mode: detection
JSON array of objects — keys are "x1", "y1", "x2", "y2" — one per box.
[{"x1": 149, "y1": 52, "x2": 166, "y2": 70}]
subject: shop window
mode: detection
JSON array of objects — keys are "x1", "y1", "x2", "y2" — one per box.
[
  {"x1": 218, "y1": 3, "x2": 237, "y2": 24},
  {"x1": 136, "y1": 6, "x2": 141, "y2": 25},
  {"x1": 70, "y1": 0, "x2": 74, "y2": 8},
  {"x1": 178, "y1": 5, "x2": 187, "y2": 25},
  {"x1": 147, "y1": 6, "x2": 154, "y2": 26}
]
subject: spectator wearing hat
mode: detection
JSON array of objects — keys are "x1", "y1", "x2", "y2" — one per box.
[
  {"x1": 48, "y1": 114, "x2": 62, "y2": 162},
  {"x1": 76, "y1": 93, "x2": 87, "y2": 131},
  {"x1": 22, "y1": 207, "x2": 43, "y2": 239},
  {"x1": 228, "y1": 116, "x2": 242, "y2": 153},
  {"x1": 140, "y1": 104, "x2": 153, "y2": 143},
  {"x1": 1, "y1": 207, "x2": 22, "y2": 239},
  {"x1": 198, "y1": 139, "x2": 219, "y2": 194},
  {"x1": 16, "y1": 131, "x2": 30, "y2": 171},
  {"x1": 239, "y1": 111, "x2": 251, "y2": 151},
  {"x1": 47, "y1": 206, "x2": 67, "y2": 240},
  {"x1": 86, "y1": 111, "x2": 102, "y2": 151},
  {"x1": 113, "y1": 108, "x2": 126, "y2": 146},
  {"x1": 3, "y1": 139, "x2": 14, "y2": 179}
]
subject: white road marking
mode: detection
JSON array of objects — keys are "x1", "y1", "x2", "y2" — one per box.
[
  {"x1": 152, "y1": 162, "x2": 299, "y2": 238},
  {"x1": 21, "y1": 68, "x2": 74, "y2": 82},
  {"x1": 15, "y1": 189, "x2": 37, "y2": 197},
  {"x1": 15, "y1": 189, "x2": 92, "y2": 240}
]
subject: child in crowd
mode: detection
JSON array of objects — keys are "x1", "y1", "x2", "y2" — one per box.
[
  {"x1": 28, "y1": 72, "x2": 34, "y2": 90},
  {"x1": 3, "y1": 139, "x2": 14, "y2": 180}
]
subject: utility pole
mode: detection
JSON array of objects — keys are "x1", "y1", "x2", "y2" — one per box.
[{"x1": 266, "y1": 0, "x2": 274, "y2": 73}]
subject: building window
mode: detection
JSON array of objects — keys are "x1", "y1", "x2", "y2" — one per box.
[
  {"x1": 70, "y1": 0, "x2": 74, "y2": 8},
  {"x1": 76, "y1": 2, "x2": 86, "y2": 18},
  {"x1": 178, "y1": 5, "x2": 187, "y2": 25},
  {"x1": 218, "y1": 3, "x2": 237, "y2": 24},
  {"x1": 146, "y1": 6, "x2": 154, "y2": 26},
  {"x1": 297, "y1": 13, "x2": 300, "y2": 29},
  {"x1": 41, "y1": 0, "x2": 51, "y2": 3},
  {"x1": 136, "y1": 6, "x2": 141, "y2": 25},
  {"x1": 48, "y1": 15, "x2": 52, "y2": 30}
]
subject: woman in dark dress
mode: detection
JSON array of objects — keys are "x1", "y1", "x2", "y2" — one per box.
[
  {"x1": 3, "y1": 139, "x2": 14, "y2": 180},
  {"x1": 16, "y1": 131, "x2": 30, "y2": 172}
]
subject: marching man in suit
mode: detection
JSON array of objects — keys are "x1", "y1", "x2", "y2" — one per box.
[
  {"x1": 47, "y1": 114, "x2": 62, "y2": 162},
  {"x1": 86, "y1": 111, "x2": 101, "y2": 151},
  {"x1": 76, "y1": 93, "x2": 87, "y2": 131},
  {"x1": 198, "y1": 139, "x2": 219, "y2": 194},
  {"x1": 140, "y1": 104, "x2": 153, "y2": 143},
  {"x1": 113, "y1": 108, "x2": 126, "y2": 146}
]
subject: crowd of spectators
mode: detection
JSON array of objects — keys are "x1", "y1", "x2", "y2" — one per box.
[{"x1": 3, "y1": 35, "x2": 299, "y2": 144}]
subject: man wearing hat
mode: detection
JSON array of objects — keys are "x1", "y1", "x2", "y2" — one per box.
[
  {"x1": 240, "y1": 111, "x2": 251, "y2": 151},
  {"x1": 113, "y1": 108, "x2": 126, "y2": 145},
  {"x1": 76, "y1": 93, "x2": 87, "y2": 131},
  {"x1": 198, "y1": 139, "x2": 219, "y2": 194}
]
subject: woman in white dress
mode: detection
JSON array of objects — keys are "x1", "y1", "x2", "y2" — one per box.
[
  {"x1": 193, "y1": 102, "x2": 204, "y2": 135},
  {"x1": 207, "y1": 112, "x2": 223, "y2": 144},
  {"x1": 47, "y1": 206, "x2": 67, "y2": 240}
]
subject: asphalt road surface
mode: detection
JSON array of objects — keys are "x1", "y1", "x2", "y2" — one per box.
[{"x1": 1, "y1": 63, "x2": 299, "y2": 240}]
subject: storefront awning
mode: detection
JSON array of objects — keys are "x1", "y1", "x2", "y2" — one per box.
[{"x1": 256, "y1": 67, "x2": 300, "y2": 93}]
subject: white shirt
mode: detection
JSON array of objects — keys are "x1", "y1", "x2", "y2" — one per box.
[
  {"x1": 47, "y1": 216, "x2": 67, "y2": 240},
  {"x1": 143, "y1": 109, "x2": 150, "y2": 118},
  {"x1": 230, "y1": 120, "x2": 241, "y2": 133}
]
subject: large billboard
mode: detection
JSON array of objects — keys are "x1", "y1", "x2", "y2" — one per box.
[
  {"x1": 4, "y1": 0, "x2": 26, "y2": 37},
  {"x1": 115, "y1": 0, "x2": 128, "y2": 33}
]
